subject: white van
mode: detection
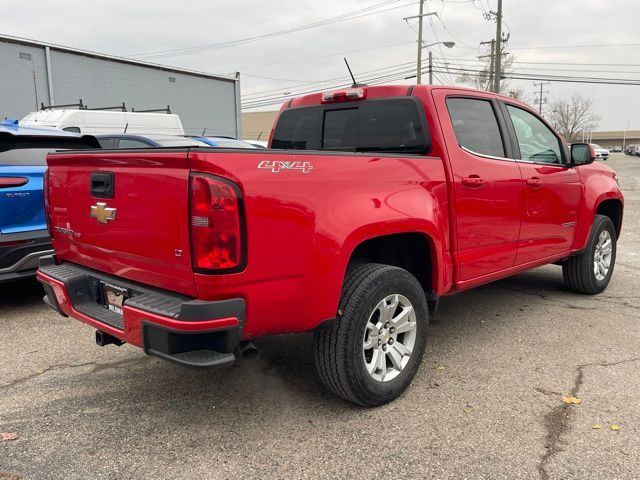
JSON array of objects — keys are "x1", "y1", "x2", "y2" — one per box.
[{"x1": 20, "y1": 110, "x2": 184, "y2": 135}]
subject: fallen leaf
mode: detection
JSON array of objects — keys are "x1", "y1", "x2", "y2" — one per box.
[
  {"x1": 561, "y1": 396, "x2": 582, "y2": 405},
  {"x1": 536, "y1": 387, "x2": 556, "y2": 396},
  {"x1": 611, "y1": 424, "x2": 620, "y2": 431},
  {"x1": 0, "y1": 432, "x2": 18, "y2": 441},
  {"x1": 463, "y1": 408, "x2": 471, "y2": 414},
  {"x1": 436, "y1": 366, "x2": 445, "y2": 371},
  {"x1": 592, "y1": 424, "x2": 602, "y2": 430}
]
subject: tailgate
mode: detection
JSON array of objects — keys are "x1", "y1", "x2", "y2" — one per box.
[
  {"x1": 47, "y1": 150, "x2": 196, "y2": 296},
  {"x1": 0, "y1": 166, "x2": 46, "y2": 234}
]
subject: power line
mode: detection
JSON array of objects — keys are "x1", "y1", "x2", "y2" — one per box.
[
  {"x1": 508, "y1": 42, "x2": 640, "y2": 50},
  {"x1": 126, "y1": 0, "x2": 415, "y2": 60},
  {"x1": 229, "y1": 40, "x2": 414, "y2": 72},
  {"x1": 243, "y1": 65, "x2": 640, "y2": 110}
]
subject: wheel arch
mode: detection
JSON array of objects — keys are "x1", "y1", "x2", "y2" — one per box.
[
  {"x1": 342, "y1": 230, "x2": 444, "y2": 319},
  {"x1": 596, "y1": 198, "x2": 623, "y2": 238}
]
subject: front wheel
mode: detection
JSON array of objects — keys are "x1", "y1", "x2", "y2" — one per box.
[
  {"x1": 314, "y1": 263, "x2": 429, "y2": 406},
  {"x1": 563, "y1": 215, "x2": 617, "y2": 294}
]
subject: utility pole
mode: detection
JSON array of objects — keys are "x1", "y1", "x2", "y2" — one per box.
[
  {"x1": 493, "y1": 0, "x2": 503, "y2": 93},
  {"x1": 405, "y1": 2, "x2": 437, "y2": 85},
  {"x1": 533, "y1": 81, "x2": 550, "y2": 114},
  {"x1": 428, "y1": 50, "x2": 433, "y2": 84},
  {"x1": 417, "y1": 0, "x2": 424, "y2": 85},
  {"x1": 479, "y1": 39, "x2": 495, "y2": 91}
]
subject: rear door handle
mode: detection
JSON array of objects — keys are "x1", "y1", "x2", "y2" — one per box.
[
  {"x1": 526, "y1": 177, "x2": 543, "y2": 189},
  {"x1": 461, "y1": 175, "x2": 485, "y2": 188}
]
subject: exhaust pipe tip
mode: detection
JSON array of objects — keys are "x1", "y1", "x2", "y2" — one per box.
[{"x1": 235, "y1": 340, "x2": 258, "y2": 359}]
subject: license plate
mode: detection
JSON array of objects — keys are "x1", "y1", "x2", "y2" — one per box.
[{"x1": 102, "y1": 283, "x2": 128, "y2": 316}]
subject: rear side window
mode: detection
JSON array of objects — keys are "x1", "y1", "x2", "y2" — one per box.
[
  {"x1": 272, "y1": 99, "x2": 429, "y2": 154},
  {"x1": 117, "y1": 138, "x2": 153, "y2": 149},
  {"x1": 446, "y1": 98, "x2": 505, "y2": 158},
  {"x1": 0, "y1": 136, "x2": 98, "y2": 165},
  {"x1": 0, "y1": 148, "x2": 53, "y2": 166}
]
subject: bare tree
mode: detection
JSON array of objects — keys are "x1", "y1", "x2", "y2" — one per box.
[
  {"x1": 456, "y1": 43, "x2": 514, "y2": 94},
  {"x1": 506, "y1": 87, "x2": 527, "y2": 102},
  {"x1": 547, "y1": 95, "x2": 600, "y2": 142}
]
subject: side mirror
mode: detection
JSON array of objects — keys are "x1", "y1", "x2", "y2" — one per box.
[{"x1": 571, "y1": 143, "x2": 595, "y2": 166}]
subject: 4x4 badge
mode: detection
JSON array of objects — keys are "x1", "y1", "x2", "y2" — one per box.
[
  {"x1": 90, "y1": 202, "x2": 117, "y2": 224},
  {"x1": 258, "y1": 160, "x2": 313, "y2": 174}
]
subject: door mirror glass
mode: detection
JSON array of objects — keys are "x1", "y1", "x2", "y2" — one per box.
[{"x1": 571, "y1": 143, "x2": 595, "y2": 165}]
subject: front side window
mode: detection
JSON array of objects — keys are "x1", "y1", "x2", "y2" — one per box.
[
  {"x1": 506, "y1": 105, "x2": 562, "y2": 164},
  {"x1": 446, "y1": 97, "x2": 505, "y2": 158}
]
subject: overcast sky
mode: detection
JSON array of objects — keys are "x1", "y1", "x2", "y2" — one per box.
[{"x1": 2, "y1": 0, "x2": 639, "y2": 130}]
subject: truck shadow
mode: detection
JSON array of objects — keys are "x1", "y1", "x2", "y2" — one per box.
[
  {"x1": 4, "y1": 264, "x2": 621, "y2": 463},
  {"x1": 138, "y1": 265, "x2": 575, "y2": 410}
]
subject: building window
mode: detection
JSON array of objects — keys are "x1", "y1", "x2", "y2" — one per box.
[
  {"x1": 19, "y1": 52, "x2": 32, "y2": 61},
  {"x1": 168, "y1": 76, "x2": 176, "y2": 83}
]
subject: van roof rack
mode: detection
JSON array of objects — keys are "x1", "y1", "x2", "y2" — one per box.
[
  {"x1": 131, "y1": 105, "x2": 171, "y2": 114},
  {"x1": 40, "y1": 99, "x2": 87, "y2": 110},
  {"x1": 86, "y1": 102, "x2": 127, "y2": 112}
]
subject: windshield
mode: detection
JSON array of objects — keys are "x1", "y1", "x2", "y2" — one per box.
[{"x1": 0, "y1": 136, "x2": 98, "y2": 165}]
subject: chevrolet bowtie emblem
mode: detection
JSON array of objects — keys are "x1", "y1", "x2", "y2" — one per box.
[{"x1": 90, "y1": 202, "x2": 117, "y2": 224}]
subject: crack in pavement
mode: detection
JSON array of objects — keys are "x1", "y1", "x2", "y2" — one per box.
[
  {"x1": 500, "y1": 286, "x2": 640, "y2": 313},
  {"x1": 0, "y1": 356, "x2": 150, "y2": 391},
  {"x1": 537, "y1": 357, "x2": 640, "y2": 480}
]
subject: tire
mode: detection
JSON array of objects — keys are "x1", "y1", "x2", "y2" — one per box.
[
  {"x1": 314, "y1": 263, "x2": 429, "y2": 406},
  {"x1": 563, "y1": 214, "x2": 617, "y2": 294}
]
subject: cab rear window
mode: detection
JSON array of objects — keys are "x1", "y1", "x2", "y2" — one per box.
[{"x1": 272, "y1": 98, "x2": 430, "y2": 154}]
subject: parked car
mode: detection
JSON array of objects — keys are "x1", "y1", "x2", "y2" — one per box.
[
  {"x1": 96, "y1": 134, "x2": 210, "y2": 149},
  {"x1": 244, "y1": 140, "x2": 268, "y2": 149},
  {"x1": 37, "y1": 85, "x2": 623, "y2": 406},
  {"x1": 591, "y1": 144, "x2": 609, "y2": 160},
  {"x1": 611, "y1": 146, "x2": 623, "y2": 153},
  {"x1": 0, "y1": 120, "x2": 99, "y2": 282},
  {"x1": 189, "y1": 136, "x2": 258, "y2": 149},
  {"x1": 21, "y1": 109, "x2": 185, "y2": 136}
]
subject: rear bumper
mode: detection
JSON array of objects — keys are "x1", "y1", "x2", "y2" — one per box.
[
  {"x1": 37, "y1": 256, "x2": 245, "y2": 368},
  {"x1": 0, "y1": 229, "x2": 52, "y2": 283}
]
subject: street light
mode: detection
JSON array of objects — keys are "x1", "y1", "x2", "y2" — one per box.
[
  {"x1": 422, "y1": 41, "x2": 456, "y2": 49},
  {"x1": 421, "y1": 41, "x2": 455, "y2": 84}
]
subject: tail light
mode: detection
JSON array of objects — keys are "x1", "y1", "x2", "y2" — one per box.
[
  {"x1": 43, "y1": 169, "x2": 52, "y2": 235},
  {"x1": 189, "y1": 173, "x2": 245, "y2": 272},
  {"x1": 0, "y1": 177, "x2": 28, "y2": 188}
]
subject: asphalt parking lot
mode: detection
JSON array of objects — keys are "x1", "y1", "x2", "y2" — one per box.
[{"x1": 1, "y1": 153, "x2": 638, "y2": 479}]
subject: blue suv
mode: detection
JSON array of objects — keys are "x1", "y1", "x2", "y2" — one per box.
[{"x1": 0, "y1": 120, "x2": 99, "y2": 282}]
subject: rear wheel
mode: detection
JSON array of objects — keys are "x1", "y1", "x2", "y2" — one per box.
[
  {"x1": 563, "y1": 215, "x2": 617, "y2": 294},
  {"x1": 314, "y1": 263, "x2": 429, "y2": 406}
]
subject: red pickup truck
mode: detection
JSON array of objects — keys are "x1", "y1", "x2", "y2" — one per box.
[{"x1": 37, "y1": 85, "x2": 623, "y2": 406}]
